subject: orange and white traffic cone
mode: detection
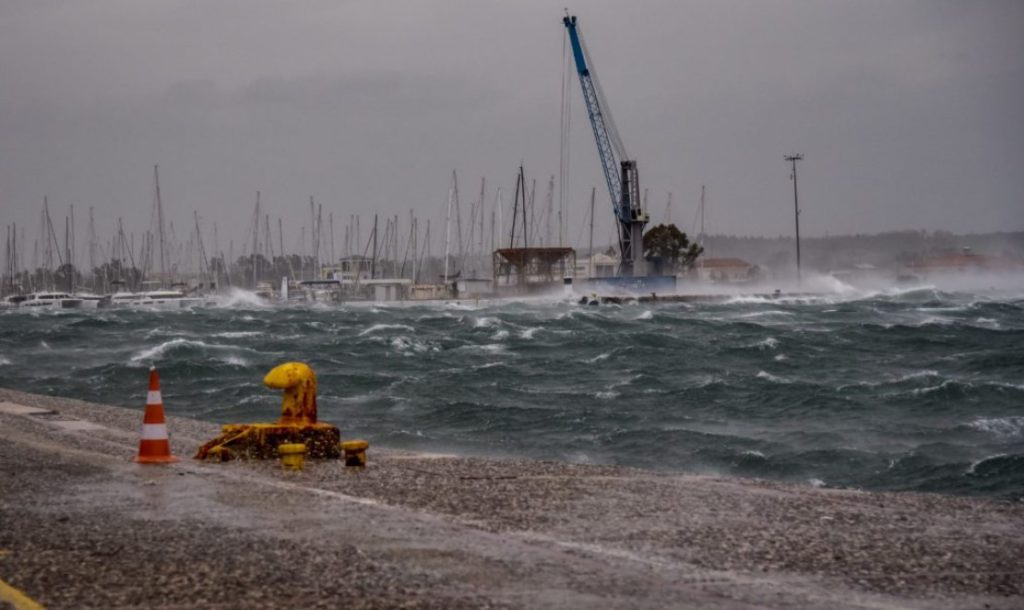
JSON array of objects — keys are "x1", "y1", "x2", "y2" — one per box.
[{"x1": 135, "y1": 366, "x2": 179, "y2": 464}]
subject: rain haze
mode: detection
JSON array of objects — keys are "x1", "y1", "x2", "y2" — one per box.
[
  {"x1": 4, "y1": 4, "x2": 1024, "y2": 607},
  {"x1": 1, "y1": 0, "x2": 1022, "y2": 254}
]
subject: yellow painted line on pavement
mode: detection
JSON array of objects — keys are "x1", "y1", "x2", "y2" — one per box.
[{"x1": 0, "y1": 576, "x2": 47, "y2": 610}]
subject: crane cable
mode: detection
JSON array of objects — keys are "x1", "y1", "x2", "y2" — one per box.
[{"x1": 559, "y1": 25, "x2": 572, "y2": 249}]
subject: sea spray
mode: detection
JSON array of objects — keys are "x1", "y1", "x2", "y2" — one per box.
[{"x1": 0, "y1": 289, "x2": 1021, "y2": 498}]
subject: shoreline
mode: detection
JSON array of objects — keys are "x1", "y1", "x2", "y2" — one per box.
[{"x1": 1, "y1": 387, "x2": 1022, "y2": 609}]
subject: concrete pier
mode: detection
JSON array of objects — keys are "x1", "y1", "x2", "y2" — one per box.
[{"x1": 1, "y1": 388, "x2": 1021, "y2": 609}]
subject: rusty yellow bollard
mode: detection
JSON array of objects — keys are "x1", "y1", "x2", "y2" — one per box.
[
  {"x1": 278, "y1": 443, "x2": 307, "y2": 470},
  {"x1": 341, "y1": 440, "x2": 369, "y2": 467},
  {"x1": 195, "y1": 362, "x2": 342, "y2": 461},
  {"x1": 263, "y1": 362, "x2": 319, "y2": 425}
]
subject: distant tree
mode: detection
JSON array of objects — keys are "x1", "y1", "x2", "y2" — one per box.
[{"x1": 642, "y1": 224, "x2": 703, "y2": 271}]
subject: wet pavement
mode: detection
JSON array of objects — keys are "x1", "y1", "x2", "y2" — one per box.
[{"x1": 0, "y1": 388, "x2": 1022, "y2": 609}]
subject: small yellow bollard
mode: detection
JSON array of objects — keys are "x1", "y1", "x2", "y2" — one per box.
[
  {"x1": 341, "y1": 440, "x2": 369, "y2": 467},
  {"x1": 278, "y1": 443, "x2": 307, "y2": 470}
]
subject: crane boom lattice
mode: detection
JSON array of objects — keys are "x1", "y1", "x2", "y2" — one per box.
[{"x1": 563, "y1": 14, "x2": 649, "y2": 276}]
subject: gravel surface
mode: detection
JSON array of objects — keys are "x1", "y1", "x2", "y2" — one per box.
[{"x1": 1, "y1": 388, "x2": 1021, "y2": 609}]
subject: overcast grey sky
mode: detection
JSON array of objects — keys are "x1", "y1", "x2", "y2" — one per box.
[{"x1": 1, "y1": 0, "x2": 1021, "y2": 258}]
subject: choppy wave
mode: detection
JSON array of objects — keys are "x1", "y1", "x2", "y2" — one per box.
[
  {"x1": 215, "y1": 288, "x2": 272, "y2": 309},
  {"x1": 359, "y1": 323, "x2": 415, "y2": 336},
  {"x1": 1, "y1": 288, "x2": 1022, "y2": 499},
  {"x1": 213, "y1": 331, "x2": 263, "y2": 339},
  {"x1": 130, "y1": 338, "x2": 214, "y2": 362},
  {"x1": 969, "y1": 416, "x2": 1024, "y2": 438}
]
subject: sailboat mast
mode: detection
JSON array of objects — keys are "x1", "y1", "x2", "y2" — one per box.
[
  {"x1": 329, "y1": 212, "x2": 335, "y2": 266},
  {"x1": 478, "y1": 178, "x2": 486, "y2": 258},
  {"x1": 699, "y1": 185, "x2": 706, "y2": 254},
  {"x1": 69, "y1": 204, "x2": 76, "y2": 276},
  {"x1": 443, "y1": 176, "x2": 453, "y2": 284},
  {"x1": 88, "y1": 207, "x2": 97, "y2": 273},
  {"x1": 509, "y1": 171, "x2": 520, "y2": 249},
  {"x1": 371, "y1": 213, "x2": 378, "y2": 279},
  {"x1": 154, "y1": 165, "x2": 167, "y2": 281},
  {"x1": 64, "y1": 216, "x2": 72, "y2": 292},
  {"x1": 588, "y1": 187, "x2": 595, "y2": 278},
  {"x1": 252, "y1": 191, "x2": 261, "y2": 288},
  {"x1": 453, "y1": 170, "x2": 463, "y2": 270}
]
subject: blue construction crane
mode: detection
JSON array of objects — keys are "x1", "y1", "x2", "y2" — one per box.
[{"x1": 563, "y1": 13, "x2": 649, "y2": 277}]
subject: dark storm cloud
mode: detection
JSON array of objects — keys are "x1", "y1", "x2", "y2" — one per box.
[{"x1": 1, "y1": 0, "x2": 1021, "y2": 255}]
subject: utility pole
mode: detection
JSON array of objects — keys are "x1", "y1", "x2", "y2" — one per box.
[{"x1": 785, "y1": 154, "x2": 804, "y2": 282}]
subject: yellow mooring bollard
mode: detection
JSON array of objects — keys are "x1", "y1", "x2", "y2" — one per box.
[
  {"x1": 278, "y1": 443, "x2": 307, "y2": 470},
  {"x1": 194, "y1": 362, "x2": 342, "y2": 461},
  {"x1": 341, "y1": 440, "x2": 369, "y2": 467}
]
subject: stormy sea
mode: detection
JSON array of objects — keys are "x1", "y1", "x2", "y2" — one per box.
[{"x1": 2, "y1": 284, "x2": 1022, "y2": 500}]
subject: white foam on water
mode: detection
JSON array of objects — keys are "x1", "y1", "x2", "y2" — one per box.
[
  {"x1": 40, "y1": 340, "x2": 50, "y2": 350},
  {"x1": 359, "y1": 323, "x2": 415, "y2": 336},
  {"x1": 635, "y1": 310, "x2": 653, "y2": 320},
  {"x1": 910, "y1": 380, "x2": 959, "y2": 396},
  {"x1": 965, "y1": 453, "x2": 1008, "y2": 475},
  {"x1": 213, "y1": 331, "x2": 263, "y2": 339},
  {"x1": 808, "y1": 478, "x2": 826, "y2": 488},
  {"x1": 987, "y1": 381, "x2": 1024, "y2": 391},
  {"x1": 491, "y1": 329, "x2": 510, "y2": 341},
  {"x1": 237, "y1": 394, "x2": 273, "y2": 405},
  {"x1": 968, "y1": 416, "x2": 1024, "y2": 438},
  {"x1": 0, "y1": 355, "x2": 10, "y2": 365},
  {"x1": 473, "y1": 316, "x2": 501, "y2": 328},
  {"x1": 838, "y1": 369, "x2": 941, "y2": 391},
  {"x1": 221, "y1": 355, "x2": 249, "y2": 366},
  {"x1": 756, "y1": 337, "x2": 779, "y2": 349},
  {"x1": 916, "y1": 304, "x2": 969, "y2": 313},
  {"x1": 741, "y1": 450, "x2": 766, "y2": 458},
  {"x1": 972, "y1": 317, "x2": 1000, "y2": 328},
  {"x1": 595, "y1": 390, "x2": 620, "y2": 400},
  {"x1": 519, "y1": 327, "x2": 541, "y2": 339},
  {"x1": 214, "y1": 288, "x2": 270, "y2": 309},
  {"x1": 692, "y1": 374, "x2": 723, "y2": 388},
  {"x1": 130, "y1": 337, "x2": 211, "y2": 362},
  {"x1": 586, "y1": 352, "x2": 611, "y2": 363},
  {"x1": 722, "y1": 295, "x2": 773, "y2": 305},
  {"x1": 736, "y1": 310, "x2": 793, "y2": 318},
  {"x1": 144, "y1": 327, "x2": 178, "y2": 339},
  {"x1": 773, "y1": 353, "x2": 788, "y2": 361},
  {"x1": 390, "y1": 336, "x2": 432, "y2": 354},
  {"x1": 756, "y1": 370, "x2": 791, "y2": 384},
  {"x1": 895, "y1": 370, "x2": 939, "y2": 382}
]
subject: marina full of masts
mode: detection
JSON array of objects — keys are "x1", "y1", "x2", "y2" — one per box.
[
  {"x1": 1, "y1": 166, "x2": 604, "y2": 308},
  {"x1": 3, "y1": 15, "x2": 703, "y2": 308}
]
